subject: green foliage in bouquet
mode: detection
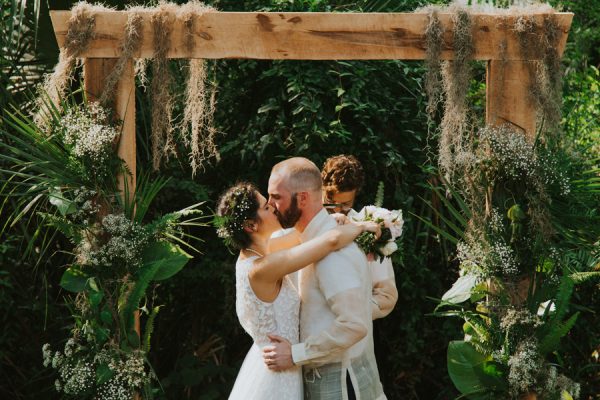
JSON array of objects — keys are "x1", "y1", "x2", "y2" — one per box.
[
  {"x1": 352, "y1": 182, "x2": 404, "y2": 262},
  {"x1": 0, "y1": 96, "x2": 209, "y2": 399}
]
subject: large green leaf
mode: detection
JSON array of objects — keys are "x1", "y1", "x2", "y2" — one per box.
[
  {"x1": 96, "y1": 363, "x2": 114, "y2": 385},
  {"x1": 48, "y1": 187, "x2": 76, "y2": 216},
  {"x1": 447, "y1": 341, "x2": 501, "y2": 400},
  {"x1": 442, "y1": 273, "x2": 478, "y2": 304},
  {"x1": 141, "y1": 241, "x2": 192, "y2": 281},
  {"x1": 59, "y1": 266, "x2": 88, "y2": 293}
]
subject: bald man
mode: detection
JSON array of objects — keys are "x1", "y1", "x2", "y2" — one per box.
[{"x1": 263, "y1": 157, "x2": 386, "y2": 400}]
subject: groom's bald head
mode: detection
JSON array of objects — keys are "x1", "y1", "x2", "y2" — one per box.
[
  {"x1": 268, "y1": 157, "x2": 324, "y2": 231},
  {"x1": 271, "y1": 157, "x2": 322, "y2": 194}
]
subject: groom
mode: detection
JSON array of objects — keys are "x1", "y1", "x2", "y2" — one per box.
[{"x1": 263, "y1": 157, "x2": 386, "y2": 400}]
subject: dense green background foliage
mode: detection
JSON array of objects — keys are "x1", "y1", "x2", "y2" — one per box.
[{"x1": 1, "y1": 0, "x2": 598, "y2": 399}]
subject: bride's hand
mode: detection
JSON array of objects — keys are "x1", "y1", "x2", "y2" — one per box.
[
  {"x1": 330, "y1": 213, "x2": 349, "y2": 225},
  {"x1": 359, "y1": 221, "x2": 381, "y2": 238}
]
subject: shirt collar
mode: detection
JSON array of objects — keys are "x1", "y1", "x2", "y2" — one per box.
[{"x1": 300, "y1": 208, "x2": 331, "y2": 242}]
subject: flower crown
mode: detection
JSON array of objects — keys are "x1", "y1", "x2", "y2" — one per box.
[{"x1": 214, "y1": 188, "x2": 255, "y2": 248}]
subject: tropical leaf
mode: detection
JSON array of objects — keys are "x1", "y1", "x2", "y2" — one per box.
[
  {"x1": 141, "y1": 241, "x2": 192, "y2": 281},
  {"x1": 447, "y1": 341, "x2": 502, "y2": 400},
  {"x1": 442, "y1": 273, "x2": 479, "y2": 304},
  {"x1": 59, "y1": 266, "x2": 88, "y2": 293},
  {"x1": 95, "y1": 363, "x2": 114, "y2": 386}
]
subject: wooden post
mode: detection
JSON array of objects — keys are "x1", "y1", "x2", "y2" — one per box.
[
  {"x1": 83, "y1": 59, "x2": 136, "y2": 193},
  {"x1": 486, "y1": 60, "x2": 537, "y2": 138},
  {"x1": 84, "y1": 57, "x2": 139, "y2": 400}
]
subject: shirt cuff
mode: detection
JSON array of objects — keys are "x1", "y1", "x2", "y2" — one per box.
[{"x1": 291, "y1": 343, "x2": 308, "y2": 365}]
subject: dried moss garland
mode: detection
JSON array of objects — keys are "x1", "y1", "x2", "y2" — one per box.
[
  {"x1": 35, "y1": 2, "x2": 104, "y2": 127},
  {"x1": 438, "y1": 7, "x2": 475, "y2": 181},
  {"x1": 535, "y1": 15, "x2": 563, "y2": 137},
  {"x1": 515, "y1": 13, "x2": 563, "y2": 140},
  {"x1": 424, "y1": 8, "x2": 444, "y2": 119},
  {"x1": 179, "y1": 1, "x2": 219, "y2": 175},
  {"x1": 150, "y1": 3, "x2": 177, "y2": 170},
  {"x1": 98, "y1": 9, "x2": 144, "y2": 107}
]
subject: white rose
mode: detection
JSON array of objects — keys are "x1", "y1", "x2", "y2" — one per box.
[
  {"x1": 372, "y1": 207, "x2": 390, "y2": 221},
  {"x1": 389, "y1": 220, "x2": 404, "y2": 239},
  {"x1": 379, "y1": 241, "x2": 398, "y2": 256},
  {"x1": 353, "y1": 206, "x2": 368, "y2": 221},
  {"x1": 364, "y1": 205, "x2": 378, "y2": 218}
]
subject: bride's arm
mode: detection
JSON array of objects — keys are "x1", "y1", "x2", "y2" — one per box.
[
  {"x1": 267, "y1": 229, "x2": 301, "y2": 253},
  {"x1": 250, "y1": 221, "x2": 379, "y2": 285}
]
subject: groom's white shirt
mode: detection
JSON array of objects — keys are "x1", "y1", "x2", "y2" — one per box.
[{"x1": 291, "y1": 209, "x2": 385, "y2": 399}]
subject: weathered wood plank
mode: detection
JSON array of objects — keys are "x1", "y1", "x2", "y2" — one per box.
[
  {"x1": 486, "y1": 60, "x2": 537, "y2": 138},
  {"x1": 50, "y1": 11, "x2": 572, "y2": 60}
]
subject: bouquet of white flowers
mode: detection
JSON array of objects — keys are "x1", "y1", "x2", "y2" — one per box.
[{"x1": 351, "y1": 205, "x2": 404, "y2": 261}]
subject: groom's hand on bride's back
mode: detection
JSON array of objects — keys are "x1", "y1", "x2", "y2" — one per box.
[{"x1": 263, "y1": 334, "x2": 294, "y2": 371}]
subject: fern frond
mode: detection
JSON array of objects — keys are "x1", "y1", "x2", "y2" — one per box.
[
  {"x1": 120, "y1": 262, "x2": 161, "y2": 341},
  {"x1": 143, "y1": 305, "x2": 162, "y2": 353},
  {"x1": 374, "y1": 181, "x2": 384, "y2": 207},
  {"x1": 551, "y1": 275, "x2": 575, "y2": 325},
  {"x1": 539, "y1": 312, "x2": 579, "y2": 355},
  {"x1": 570, "y1": 271, "x2": 600, "y2": 284}
]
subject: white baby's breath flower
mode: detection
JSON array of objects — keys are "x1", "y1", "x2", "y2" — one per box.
[
  {"x1": 508, "y1": 338, "x2": 542, "y2": 396},
  {"x1": 42, "y1": 343, "x2": 52, "y2": 367},
  {"x1": 59, "y1": 102, "x2": 118, "y2": 166}
]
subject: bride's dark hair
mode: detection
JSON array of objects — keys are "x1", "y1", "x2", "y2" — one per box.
[{"x1": 215, "y1": 182, "x2": 261, "y2": 250}]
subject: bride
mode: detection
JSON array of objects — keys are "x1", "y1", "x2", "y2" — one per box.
[{"x1": 216, "y1": 182, "x2": 379, "y2": 400}]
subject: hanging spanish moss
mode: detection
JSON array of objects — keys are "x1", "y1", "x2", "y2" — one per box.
[
  {"x1": 135, "y1": 58, "x2": 150, "y2": 90},
  {"x1": 534, "y1": 15, "x2": 563, "y2": 138},
  {"x1": 98, "y1": 8, "x2": 144, "y2": 107},
  {"x1": 150, "y1": 2, "x2": 177, "y2": 170},
  {"x1": 438, "y1": 7, "x2": 475, "y2": 181},
  {"x1": 514, "y1": 13, "x2": 563, "y2": 140},
  {"x1": 178, "y1": 1, "x2": 219, "y2": 176},
  {"x1": 35, "y1": 2, "x2": 105, "y2": 127},
  {"x1": 424, "y1": 8, "x2": 444, "y2": 119}
]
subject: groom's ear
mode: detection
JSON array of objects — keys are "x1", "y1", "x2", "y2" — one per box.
[{"x1": 296, "y1": 191, "x2": 309, "y2": 207}]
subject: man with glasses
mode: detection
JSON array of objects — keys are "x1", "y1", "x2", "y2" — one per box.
[{"x1": 321, "y1": 155, "x2": 398, "y2": 320}]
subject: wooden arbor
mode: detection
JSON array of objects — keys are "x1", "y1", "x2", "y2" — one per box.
[{"x1": 49, "y1": 9, "x2": 573, "y2": 196}]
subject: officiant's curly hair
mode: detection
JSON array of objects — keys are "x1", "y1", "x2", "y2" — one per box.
[
  {"x1": 321, "y1": 155, "x2": 365, "y2": 197},
  {"x1": 215, "y1": 182, "x2": 260, "y2": 250}
]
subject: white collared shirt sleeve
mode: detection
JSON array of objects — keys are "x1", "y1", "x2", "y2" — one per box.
[
  {"x1": 291, "y1": 252, "x2": 369, "y2": 365},
  {"x1": 370, "y1": 257, "x2": 398, "y2": 319}
]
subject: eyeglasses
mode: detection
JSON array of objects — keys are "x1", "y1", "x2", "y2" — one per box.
[{"x1": 323, "y1": 202, "x2": 353, "y2": 214}]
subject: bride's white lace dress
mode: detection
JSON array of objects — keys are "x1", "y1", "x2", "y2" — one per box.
[{"x1": 229, "y1": 256, "x2": 302, "y2": 400}]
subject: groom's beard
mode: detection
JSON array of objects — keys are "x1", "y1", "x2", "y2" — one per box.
[{"x1": 275, "y1": 195, "x2": 302, "y2": 229}]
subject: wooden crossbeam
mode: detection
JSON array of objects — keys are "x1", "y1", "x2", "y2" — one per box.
[{"x1": 50, "y1": 11, "x2": 572, "y2": 60}]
